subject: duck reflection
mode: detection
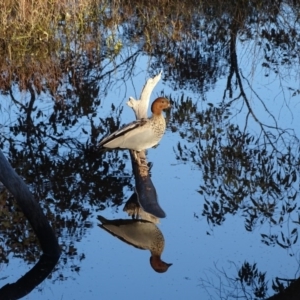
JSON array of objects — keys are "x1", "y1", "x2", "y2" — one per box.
[{"x1": 98, "y1": 215, "x2": 172, "y2": 273}]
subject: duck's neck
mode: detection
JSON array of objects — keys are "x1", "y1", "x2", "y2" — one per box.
[
  {"x1": 150, "y1": 244, "x2": 163, "y2": 257},
  {"x1": 151, "y1": 112, "x2": 163, "y2": 118}
]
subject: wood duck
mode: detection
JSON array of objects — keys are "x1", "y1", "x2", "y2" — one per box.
[
  {"x1": 98, "y1": 97, "x2": 171, "y2": 151},
  {"x1": 98, "y1": 216, "x2": 172, "y2": 273}
]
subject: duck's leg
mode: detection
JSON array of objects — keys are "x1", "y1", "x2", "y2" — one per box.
[
  {"x1": 133, "y1": 150, "x2": 139, "y2": 164},
  {"x1": 130, "y1": 150, "x2": 149, "y2": 176}
]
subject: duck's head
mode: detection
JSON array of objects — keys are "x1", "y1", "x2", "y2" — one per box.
[
  {"x1": 151, "y1": 97, "x2": 171, "y2": 116},
  {"x1": 150, "y1": 255, "x2": 172, "y2": 273}
]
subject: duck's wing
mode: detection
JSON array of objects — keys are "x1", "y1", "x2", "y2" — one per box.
[{"x1": 98, "y1": 118, "x2": 148, "y2": 148}]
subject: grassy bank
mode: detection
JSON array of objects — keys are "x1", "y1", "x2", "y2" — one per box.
[{"x1": 0, "y1": 0, "x2": 297, "y2": 93}]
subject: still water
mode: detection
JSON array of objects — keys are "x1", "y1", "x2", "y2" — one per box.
[{"x1": 1, "y1": 3, "x2": 300, "y2": 300}]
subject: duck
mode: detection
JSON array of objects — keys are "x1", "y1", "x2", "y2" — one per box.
[
  {"x1": 98, "y1": 97, "x2": 171, "y2": 151},
  {"x1": 98, "y1": 216, "x2": 172, "y2": 273}
]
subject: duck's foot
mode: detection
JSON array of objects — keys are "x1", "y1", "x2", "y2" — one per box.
[{"x1": 133, "y1": 150, "x2": 146, "y2": 167}]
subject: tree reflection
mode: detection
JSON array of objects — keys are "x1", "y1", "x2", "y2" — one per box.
[
  {"x1": 173, "y1": 95, "x2": 299, "y2": 242},
  {"x1": 1, "y1": 0, "x2": 300, "y2": 298},
  {"x1": 199, "y1": 260, "x2": 300, "y2": 299},
  {"x1": 0, "y1": 254, "x2": 59, "y2": 299},
  {"x1": 0, "y1": 83, "x2": 132, "y2": 272},
  {"x1": 169, "y1": 1, "x2": 300, "y2": 297}
]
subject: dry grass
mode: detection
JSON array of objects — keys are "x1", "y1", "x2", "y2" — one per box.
[
  {"x1": 0, "y1": 0, "x2": 298, "y2": 93},
  {"x1": 0, "y1": 0, "x2": 108, "y2": 93}
]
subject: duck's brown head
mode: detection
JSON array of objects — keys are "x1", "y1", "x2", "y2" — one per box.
[
  {"x1": 150, "y1": 255, "x2": 172, "y2": 273},
  {"x1": 151, "y1": 97, "x2": 171, "y2": 116}
]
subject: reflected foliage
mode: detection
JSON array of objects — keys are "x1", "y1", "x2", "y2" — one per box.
[
  {"x1": 200, "y1": 260, "x2": 300, "y2": 300},
  {"x1": 173, "y1": 96, "x2": 300, "y2": 250},
  {"x1": 2, "y1": 0, "x2": 300, "y2": 94},
  {"x1": 238, "y1": 262, "x2": 268, "y2": 299},
  {"x1": 146, "y1": 0, "x2": 300, "y2": 93},
  {"x1": 1, "y1": 0, "x2": 300, "y2": 298},
  {"x1": 200, "y1": 261, "x2": 268, "y2": 299},
  {"x1": 0, "y1": 86, "x2": 132, "y2": 273},
  {"x1": 0, "y1": 189, "x2": 38, "y2": 263}
]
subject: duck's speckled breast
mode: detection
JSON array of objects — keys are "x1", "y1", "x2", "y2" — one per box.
[{"x1": 150, "y1": 115, "x2": 166, "y2": 140}]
